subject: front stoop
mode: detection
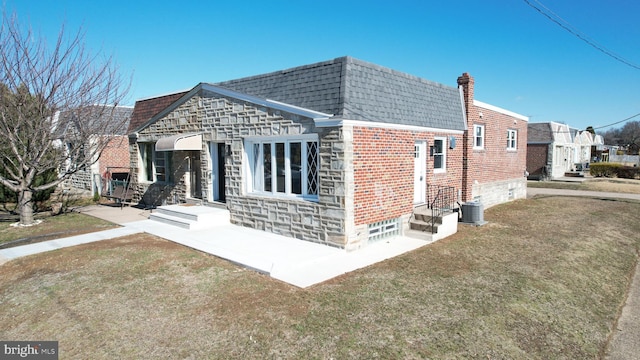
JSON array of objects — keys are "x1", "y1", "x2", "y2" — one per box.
[
  {"x1": 149, "y1": 204, "x2": 230, "y2": 230},
  {"x1": 406, "y1": 209, "x2": 458, "y2": 242}
]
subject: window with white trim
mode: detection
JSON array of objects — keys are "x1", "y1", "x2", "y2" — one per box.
[
  {"x1": 245, "y1": 135, "x2": 319, "y2": 199},
  {"x1": 138, "y1": 143, "x2": 173, "y2": 183},
  {"x1": 433, "y1": 137, "x2": 446, "y2": 172},
  {"x1": 473, "y1": 124, "x2": 484, "y2": 149},
  {"x1": 507, "y1": 129, "x2": 517, "y2": 150}
]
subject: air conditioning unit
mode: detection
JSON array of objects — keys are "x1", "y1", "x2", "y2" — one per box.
[{"x1": 461, "y1": 202, "x2": 485, "y2": 225}]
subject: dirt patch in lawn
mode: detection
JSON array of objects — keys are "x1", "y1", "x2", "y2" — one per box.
[{"x1": 1, "y1": 197, "x2": 639, "y2": 359}]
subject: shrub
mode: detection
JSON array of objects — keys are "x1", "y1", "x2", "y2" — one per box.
[
  {"x1": 590, "y1": 163, "x2": 640, "y2": 179},
  {"x1": 616, "y1": 165, "x2": 640, "y2": 179},
  {"x1": 590, "y1": 163, "x2": 620, "y2": 177}
]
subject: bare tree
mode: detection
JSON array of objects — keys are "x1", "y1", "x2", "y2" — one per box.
[{"x1": 0, "y1": 11, "x2": 130, "y2": 225}]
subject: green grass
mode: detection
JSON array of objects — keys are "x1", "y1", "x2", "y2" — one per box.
[
  {"x1": 0, "y1": 212, "x2": 117, "y2": 246},
  {"x1": 1, "y1": 196, "x2": 638, "y2": 358}
]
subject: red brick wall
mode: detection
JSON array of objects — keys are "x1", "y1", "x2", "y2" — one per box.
[
  {"x1": 353, "y1": 126, "x2": 463, "y2": 226},
  {"x1": 458, "y1": 73, "x2": 528, "y2": 202},
  {"x1": 99, "y1": 136, "x2": 130, "y2": 176},
  {"x1": 527, "y1": 144, "x2": 549, "y2": 176},
  {"x1": 466, "y1": 104, "x2": 528, "y2": 184}
]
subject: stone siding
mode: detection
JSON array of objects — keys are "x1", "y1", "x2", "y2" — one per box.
[
  {"x1": 66, "y1": 169, "x2": 92, "y2": 192},
  {"x1": 472, "y1": 177, "x2": 527, "y2": 208},
  {"x1": 130, "y1": 91, "x2": 350, "y2": 248}
]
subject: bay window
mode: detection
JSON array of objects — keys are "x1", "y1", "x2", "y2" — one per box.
[{"x1": 246, "y1": 135, "x2": 318, "y2": 199}]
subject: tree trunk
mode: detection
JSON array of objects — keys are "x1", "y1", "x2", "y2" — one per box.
[{"x1": 18, "y1": 189, "x2": 35, "y2": 225}]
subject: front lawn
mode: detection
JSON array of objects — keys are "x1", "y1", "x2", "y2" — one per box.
[
  {"x1": 0, "y1": 212, "x2": 117, "y2": 247},
  {"x1": 1, "y1": 196, "x2": 639, "y2": 358}
]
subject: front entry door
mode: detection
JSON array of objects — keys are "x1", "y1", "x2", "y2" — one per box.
[
  {"x1": 414, "y1": 141, "x2": 426, "y2": 204},
  {"x1": 188, "y1": 151, "x2": 202, "y2": 199},
  {"x1": 210, "y1": 143, "x2": 226, "y2": 202}
]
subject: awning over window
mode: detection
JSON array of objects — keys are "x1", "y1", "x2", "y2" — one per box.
[{"x1": 155, "y1": 133, "x2": 202, "y2": 151}]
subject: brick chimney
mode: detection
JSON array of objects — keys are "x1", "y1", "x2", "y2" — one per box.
[
  {"x1": 457, "y1": 73, "x2": 475, "y2": 202},
  {"x1": 457, "y1": 72, "x2": 474, "y2": 113}
]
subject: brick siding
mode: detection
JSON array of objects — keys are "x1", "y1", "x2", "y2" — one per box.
[
  {"x1": 526, "y1": 144, "x2": 550, "y2": 179},
  {"x1": 459, "y1": 73, "x2": 528, "y2": 207},
  {"x1": 352, "y1": 126, "x2": 463, "y2": 226}
]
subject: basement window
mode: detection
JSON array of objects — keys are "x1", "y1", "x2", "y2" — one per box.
[{"x1": 368, "y1": 218, "x2": 400, "y2": 243}]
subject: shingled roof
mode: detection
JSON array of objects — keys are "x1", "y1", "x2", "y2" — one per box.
[
  {"x1": 527, "y1": 122, "x2": 553, "y2": 144},
  {"x1": 128, "y1": 91, "x2": 188, "y2": 133},
  {"x1": 131, "y1": 57, "x2": 467, "y2": 133},
  {"x1": 215, "y1": 56, "x2": 466, "y2": 131}
]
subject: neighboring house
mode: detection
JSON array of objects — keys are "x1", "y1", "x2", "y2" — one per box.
[
  {"x1": 570, "y1": 129, "x2": 605, "y2": 166},
  {"x1": 571, "y1": 128, "x2": 590, "y2": 166},
  {"x1": 527, "y1": 122, "x2": 580, "y2": 179},
  {"x1": 591, "y1": 134, "x2": 605, "y2": 161},
  {"x1": 62, "y1": 105, "x2": 133, "y2": 195},
  {"x1": 127, "y1": 56, "x2": 528, "y2": 249}
]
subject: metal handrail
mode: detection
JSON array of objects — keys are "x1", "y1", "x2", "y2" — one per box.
[{"x1": 426, "y1": 184, "x2": 456, "y2": 234}]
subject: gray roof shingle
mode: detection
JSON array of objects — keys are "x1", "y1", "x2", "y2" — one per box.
[
  {"x1": 213, "y1": 56, "x2": 466, "y2": 131},
  {"x1": 527, "y1": 123, "x2": 553, "y2": 143}
]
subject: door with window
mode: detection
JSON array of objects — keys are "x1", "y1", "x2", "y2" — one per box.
[
  {"x1": 414, "y1": 141, "x2": 426, "y2": 204},
  {"x1": 210, "y1": 142, "x2": 226, "y2": 202},
  {"x1": 187, "y1": 151, "x2": 202, "y2": 199}
]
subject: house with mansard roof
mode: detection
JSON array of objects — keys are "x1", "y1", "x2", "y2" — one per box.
[{"x1": 127, "y1": 56, "x2": 528, "y2": 250}]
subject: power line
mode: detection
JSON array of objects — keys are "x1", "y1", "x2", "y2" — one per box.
[
  {"x1": 523, "y1": 0, "x2": 640, "y2": 71},
  {"x1": 526, "y1": 111, "x2": 640, "y2": 138},
  {"x1": 593, "y1": 111, "x2": 640, "y2": 130}
]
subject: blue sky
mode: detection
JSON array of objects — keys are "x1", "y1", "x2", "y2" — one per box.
[{"x1": 5, "y1": 0, "x2": 640, "y2": 131}]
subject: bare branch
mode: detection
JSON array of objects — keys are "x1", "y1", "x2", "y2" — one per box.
[{"x1": 0, "y1": 9, "x2": 131, "y2": 224}]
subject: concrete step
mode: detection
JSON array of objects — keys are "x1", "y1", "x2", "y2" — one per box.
[
  {"x1": 404, "y1": 228, "x2": 435, "y2": 242},
  {"x1": 150, "y1": 205, "x2": 230, "y2": 230},
  {"x1": 412, "y1": 212, "x2": 444, "y2": 224},
  {"x1": 409, "y1": 218, "x2": 440, "y2": 233},
  {"x1": 149, "y1": 212, "x2": 196, "y2": 229}
]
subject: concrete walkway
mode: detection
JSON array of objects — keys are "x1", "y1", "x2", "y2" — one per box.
[
  {"x1": 528, "y1": 187, "x2": 640, "y2": 359},
  {"x1": 527, "y1": 187, "x2": 640, "y2": 202},
  {"x1": 0, "y1": 204, "x2": 431, "y2": 288}
]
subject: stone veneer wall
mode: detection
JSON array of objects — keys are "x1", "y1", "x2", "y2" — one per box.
[
  {"x1": 130, "y1": 91, "x2": 351, "y2": 248},
  {"x1": 471, "y1": 177, "x2": 527, "y2": 208},
  {"x1": 65, "y1": 169, "x2": 92, "y2": 192}
]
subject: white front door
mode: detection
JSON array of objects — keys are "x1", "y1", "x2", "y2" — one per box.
[{"x1": 414, "y1": 141, "x2": 426, "y2": 204}]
